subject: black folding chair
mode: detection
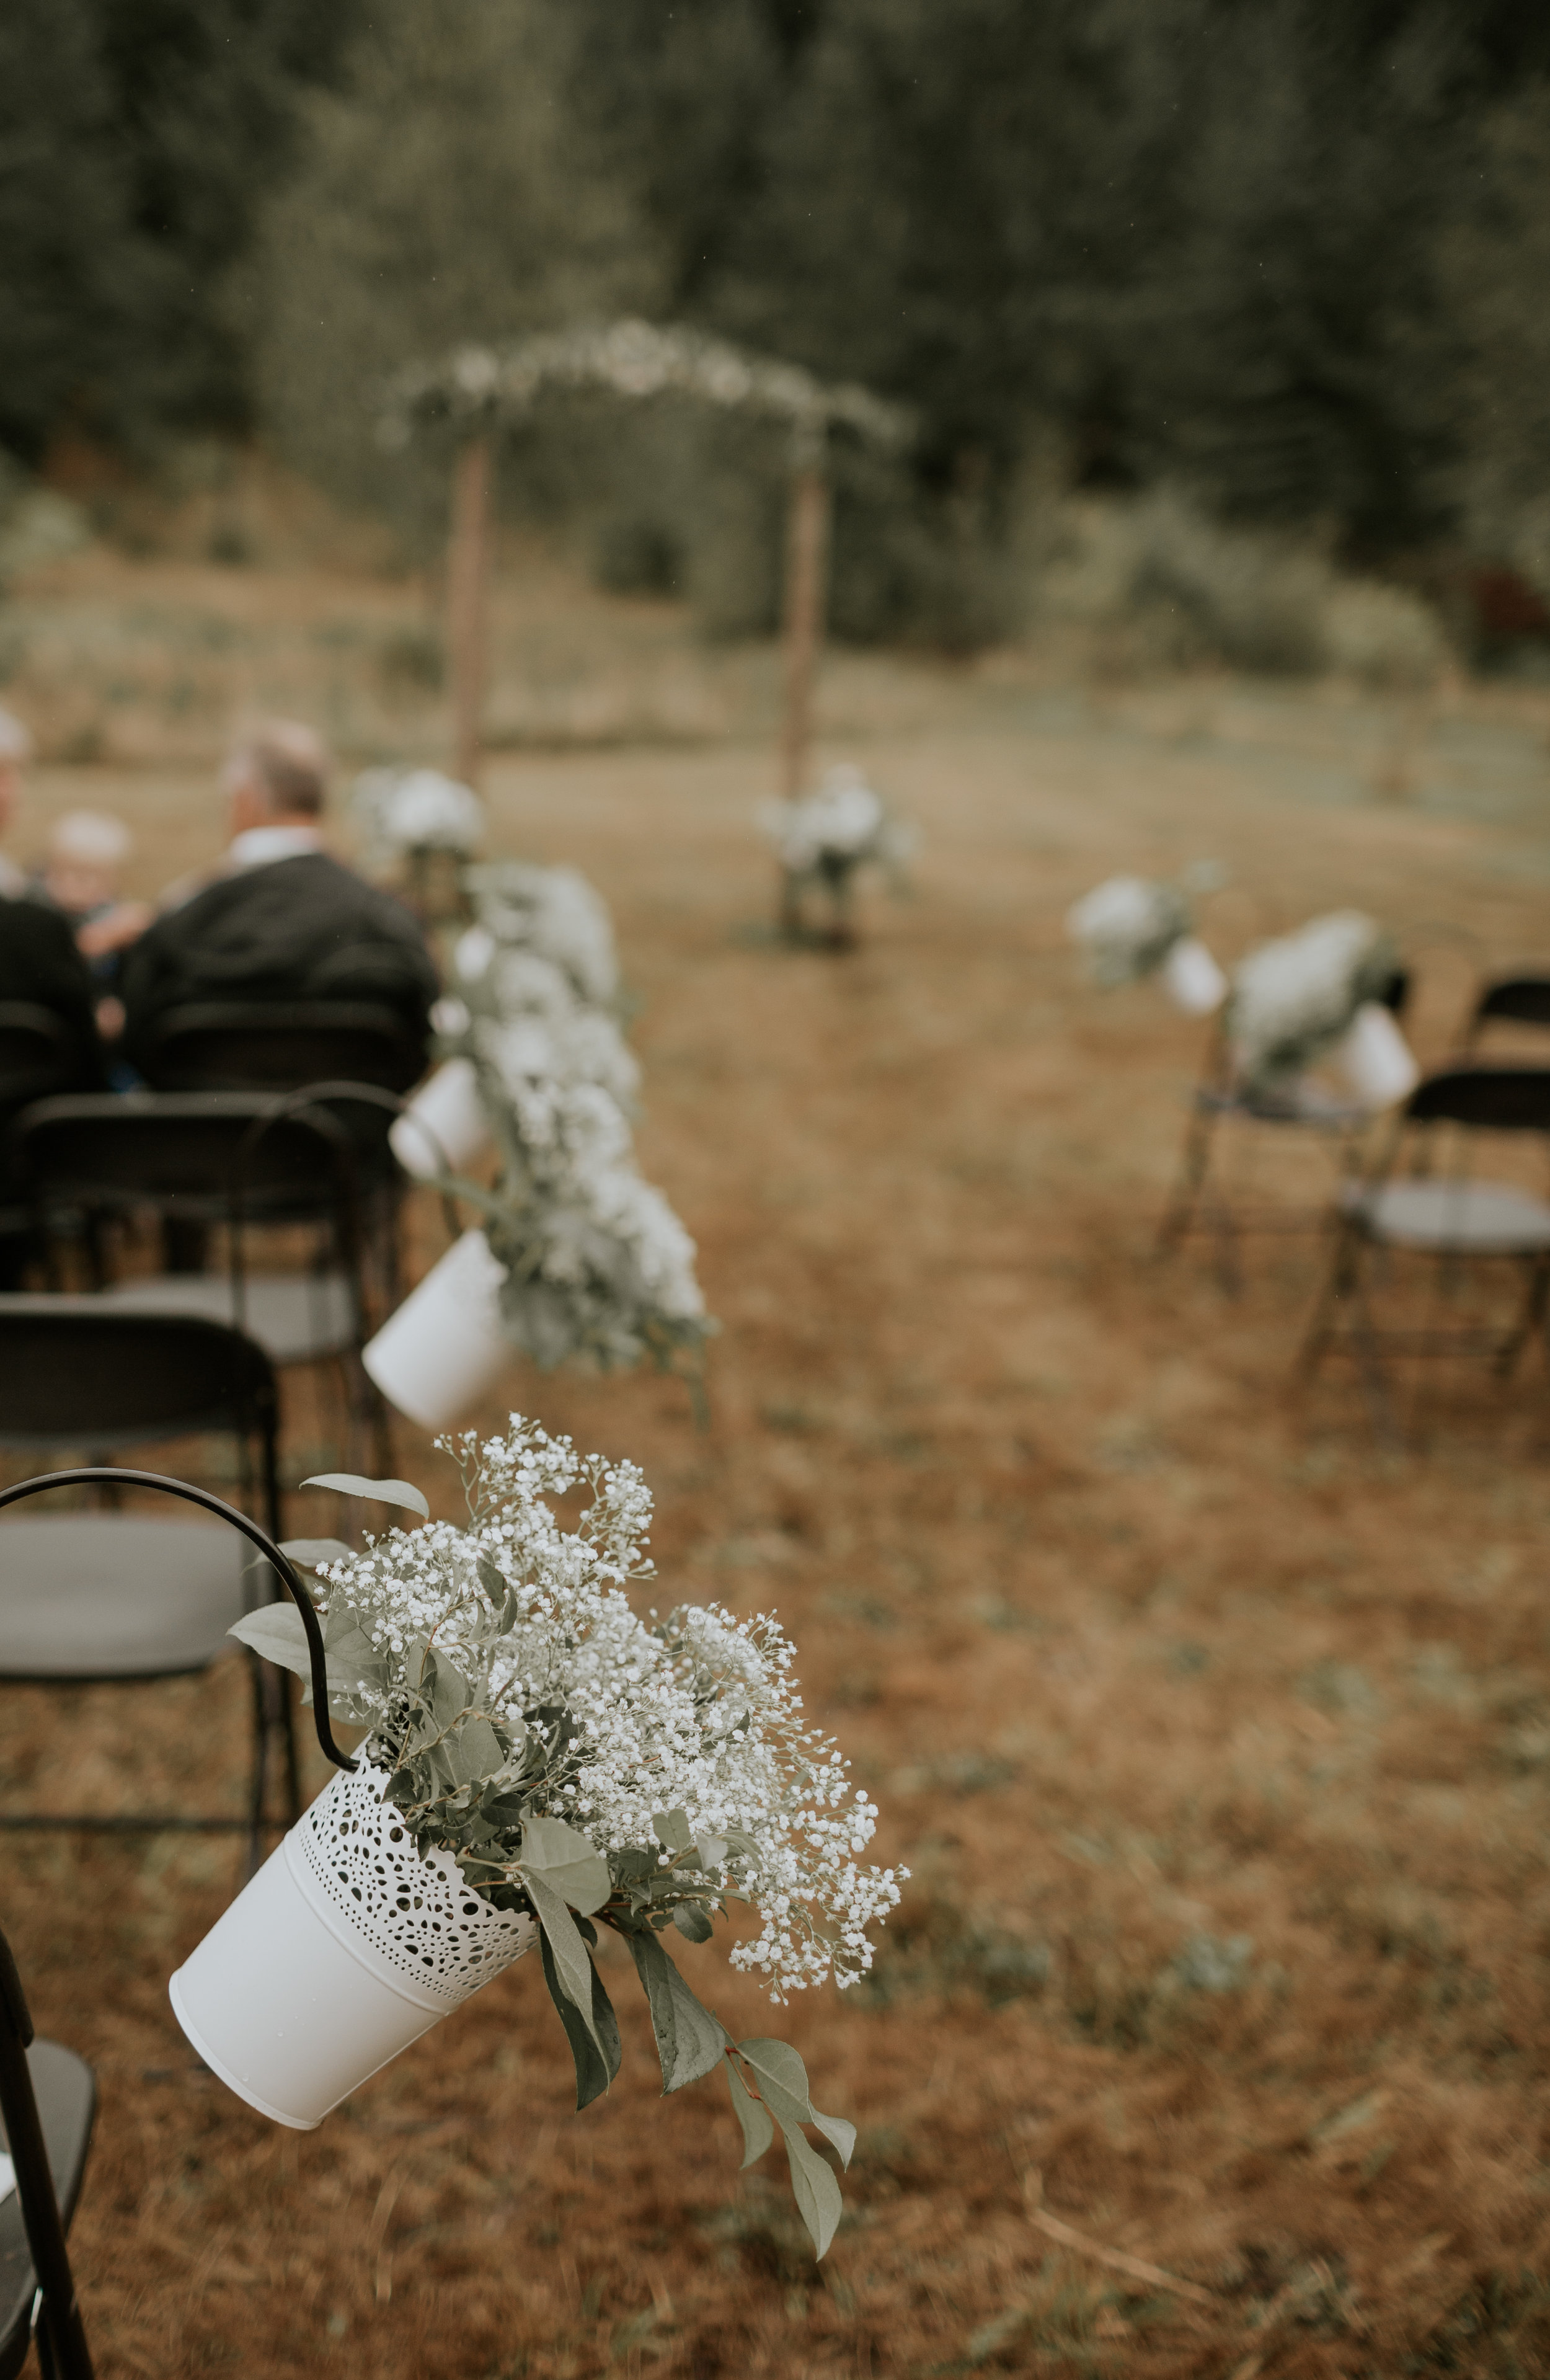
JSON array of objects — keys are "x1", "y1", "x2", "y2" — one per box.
[
  {"x1": 0, "y1": 1302, "x2": 298, "y2": 1864},
  {"x1": 0, "y1": 1006, "x2": 91, "y2": 1279},
  {"x1": 14, "y1": 1095, "x2": 383, "y2": 1467},
  {"x1": 0, "y1": 1922, "x2": 94, "y2": 2380},
  {"x1": 1460, "y1": 972, "x2": 1550, "y2": 1053},
  {"x1": 1159, "y1": 964, "x2": 1411, "y2": 1292},
  {"x1": 136, "y1": 1001, "x2": 425, "y2": 1098},
  {"x1": 1300, "y1": 1066, "x2": 1550, "y2": 1441}
]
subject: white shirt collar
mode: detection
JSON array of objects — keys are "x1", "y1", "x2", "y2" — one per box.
[{"x1": 226, "y1": 825, "x2": 325, "y2": 872}]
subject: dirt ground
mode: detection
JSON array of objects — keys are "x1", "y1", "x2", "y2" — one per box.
[{"x1": 4, "y1": 525, "x2": 1550, "y2": 2378}]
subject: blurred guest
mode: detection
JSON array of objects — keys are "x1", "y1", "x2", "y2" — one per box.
[
  {"x1": 121, "y1": 718, "x2": 440, "y2": 1072},
  {"x1": 35, "y1": 810, "x2": 154, "y2": 982},
  {"x1": 0, "y1": 891, "x2": 108, "y2": 1282},
  {"x1": 0, "y1": 708, "x2": 34, "y2": 895}
]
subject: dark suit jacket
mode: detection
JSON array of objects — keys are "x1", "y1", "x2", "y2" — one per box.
[
  {"x1": 0, "y1": 895, "x2": 109, "y2": 1194},
  {"x1": 120, "y1": 852, "x2": 440, "y2": 1071}
]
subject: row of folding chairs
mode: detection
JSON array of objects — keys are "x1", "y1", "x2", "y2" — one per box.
[
  {"x1": 1159, "y1": 966, "x2": 1550, "y2": 1438},
  {"x1": 0, "y1": 1008, "x2": 439, "y2": 2371}
]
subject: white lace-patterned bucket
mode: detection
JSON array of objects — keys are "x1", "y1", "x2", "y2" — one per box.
[
  {"x1": 362, "y1": 1227, "x2": 512, "y2": 1432},
  {"x1": 169, "y1": 1762, "x2": 536, "y2": 2128}
]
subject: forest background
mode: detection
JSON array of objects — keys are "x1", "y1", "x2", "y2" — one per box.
[{"x1": 5, "y1": 0, "x2": 1550, "y2": 675}]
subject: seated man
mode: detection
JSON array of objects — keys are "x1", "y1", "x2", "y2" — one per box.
[{"x1": 121, "y1": 719, "x2": 440, "y2": 1075}]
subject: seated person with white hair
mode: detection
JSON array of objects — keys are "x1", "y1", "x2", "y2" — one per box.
[
  {"x1": 35, "y1": 809, "x2": 154, "y2": 992},
  {"x1": 120, "y1": 717, "x2": 440, "y2": 1075}
]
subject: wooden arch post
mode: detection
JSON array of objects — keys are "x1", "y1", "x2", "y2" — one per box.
[
  {"x1": 779, "y1": 420, "x2": 831, "y2": 804},
  {"x1": 446, "y1": 432, "x2": 494, "y2": 789}
]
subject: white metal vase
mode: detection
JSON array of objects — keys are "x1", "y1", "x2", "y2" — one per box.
[
  {"x1": 389, "y1": 1058, "x2": 492, "y2": 1182},
  {"x1": 169, "y1": 1763, "x2": 536, "y2": 2128},
  {"x1": 363, "y1": 1228, "x2": 512, "y2": 1431},
  {"x1": 1161, "y1": 936, "x2": 1228, "y2": 1016},
  {"x1": 1335, "y1": 1002, "x2": 1420, "y2": 1109}
]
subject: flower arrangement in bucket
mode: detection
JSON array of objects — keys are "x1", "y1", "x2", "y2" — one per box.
[
  {"x1": 1226, "y1": 910, "x2": 1419, "y2": 1108},
  {"x1": 761, "y1": 764, "x2": 913, "y2": 948},
  {"x1": 352, "y1": 766, "x2": 485, "y2": 921},
  {"x1": 461, "y1": 859, "x2": 622, "y2": 1011},
  {"x1": 1066, "y1": 873, "x2": 1228, "y2": 1015},
  {"x1": 372, "y1": 892, "x2": 711, "y2": 1431},
  {"x1": 174, "y1": 1425, "x2": 904, "y2": 2258}
]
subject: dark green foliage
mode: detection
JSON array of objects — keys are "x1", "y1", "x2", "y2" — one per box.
[
  {"x1": 12, "y1": 0, "x2": 1550, "y2": 621},
  {"x1": 0, "y1": 0, "x2": 363, "y2": 457}
]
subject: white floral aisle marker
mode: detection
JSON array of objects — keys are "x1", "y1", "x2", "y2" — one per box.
[
  {"x1": 369, "y1": 858, "x2": 712, "y2": 1428},
  {"x1": 1227, "y1": 911, "x2": 1414, "y2": 1104},
  {"x1": 172, "y1": 1426, "x2": 904, "y2": 2259},
  {"x1": 1066, "y1": 872, "x2": 1227, "y2": 1014},
  {"x1": 761, "y1": 763, "x2": 914, "y2": 945}
]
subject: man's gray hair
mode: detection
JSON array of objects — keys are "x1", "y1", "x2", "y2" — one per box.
[{"x1": 227, "y1": 717, "x2": 329, "y2": 817}]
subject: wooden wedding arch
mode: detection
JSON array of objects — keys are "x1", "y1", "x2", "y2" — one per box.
[{"x1": 379, "y1": 318, "x2": 914, "y2": 794}]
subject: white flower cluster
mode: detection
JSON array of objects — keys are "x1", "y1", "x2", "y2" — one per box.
[
  {"x1": 462, "y1": 863, "x2": 620, "y2": 1007},
  {"x1": 380, "y1": 317, "x2": 913, "y2": 456},
  {"x1": 444, "y1": 869, "x2": 711, "y2": 1374},
  {"x1": 318, "y1": 1418, "x2": 903, "y2": 1999},
  {"x1": 762, "y1": 763, "x2": 909, "y2": 878},
  {"x1": 353, "y1": 766, "x2": 485, "y2": 859},
  {"x1": 1066, "y1": 874, "x2": 1191, "y2": 985},
  {"x1": 1229, "y1": 910, "x2": 1392, "y2": 1087}
]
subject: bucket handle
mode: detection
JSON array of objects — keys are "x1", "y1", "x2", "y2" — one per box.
[{"x1": 0, "y1": 1467, "x2": 358, "y2": 1772}]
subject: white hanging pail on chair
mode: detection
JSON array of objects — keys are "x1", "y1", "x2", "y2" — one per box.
[
  {"x1": 1336, "y1": 1002, "x2": 1420, "y2": 1109},
  {"x1": 169, "y1": 1763, "x2": 536, "y2": 2128},
  {"x1": 363, "y1": 1229, "x2": 511, "y2": 1430},
  {"x1": 1162, "y1": 936, "x2": 1228, "y2": 1016},
  {"x1": 388, "y1": 1059, "x2": 490, "y2": 1181}
]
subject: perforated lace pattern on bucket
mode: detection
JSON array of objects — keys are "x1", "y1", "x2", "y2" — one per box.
[{"x1": 295, "y1": 1767, "x2": 536, "y2": 2005}]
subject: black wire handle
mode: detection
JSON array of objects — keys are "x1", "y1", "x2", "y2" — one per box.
[{"x1": 0, "y1": 1468, "x2": 358, "y2": 1774}]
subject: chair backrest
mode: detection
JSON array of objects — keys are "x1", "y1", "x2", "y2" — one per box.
[
  {"x1": 1468, "y1": 972, "x2": 1550, "y2": 1039},
  {"x1": 0, "y1": 1923, "x2": 93, "y2": 2380},
  {"x1": 140, "y1": 1002, "x2": 425, "y2": 1096},
  {"x1": 0, "y1": 1300, "x2": 280, "y2": 1456},
  {"x1": 0, "y1": 1005, "x2": 79, "y2": 1109},
  {"x1": 14, "y1": 1093, "x2": 361, "y2": 1232},
  {"x1": 1405, "y1": 1065, "x2": 1550, "y2": 1135}
]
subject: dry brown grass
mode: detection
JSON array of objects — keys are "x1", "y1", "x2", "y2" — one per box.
[{"x1": 4, "y1": 525, "x2": 1550, "y2": 2376}]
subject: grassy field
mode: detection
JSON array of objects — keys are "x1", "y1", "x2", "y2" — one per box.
[{"x1": 4, "y1": 522, "x2": 1550, "y2": 2377}]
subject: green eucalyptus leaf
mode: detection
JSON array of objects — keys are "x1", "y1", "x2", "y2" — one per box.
[
  {"x1": 302, "y1": 1473, "x2": 430, "y2": 1521},
  {"x1": 228, "y1": 1604, "x2": 314, "y2": 1680},
  {"x1": 428, "y1": 1653, "x2": 473, "y2": 1729},
  {"x1": 671, "y1": 1902, "x2": 714, "y2": 1944},
  {"x1": 695, "y1": 1834, "x2": 730, "y2": 1870},
  {"x1": 448, "y1": 1715, "x2": 505, "y2": 1786},
  {"x1": 475, "y1": 1553, "x2": 508, "y2": 1604},
  {"x1": 737, "y1": 2038, "x2": 857, "y2": 2169},
  {"x1": 520, "y1": 1814, "x2": 611, "y2": 1915},
  {"x1": 539, "y1": 1930, "x2": 622, "y2": 2111},
  {"x1": 522, "y1": 1872, "x2": 605, "y2": 2058},
  {"x1": 724, "y1": 2054, "x2": 774, "y2": 2170},
  {"x1": 279, "y1": 1538, "x2": 353, "y2": 1567},
  {"x1": 624, "y1": 1928, "x2": 729, "y2": 2093},
  {"x1": 779, "y1": 2118, "x2": 843, "y2": 2261},
  {"x1": 651, "y1": 1807, "x2": 695, "y2": 1858}
]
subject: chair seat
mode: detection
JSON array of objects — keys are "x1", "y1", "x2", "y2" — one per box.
[
  {"x1": 1199, "y1": 1079, "x2": 1368, "y2": 1126},
  {"x1": 1342, "y1": 1176, "x2": 1550, "y2": 1253},
  {"x1": 0, "y1": 1517, "x2": 259, "y2": 1678},
  {"x1": 95, "y1": 1270, "x2": 357, "y2": 1364},
  {"x1": 0, "y1": 2040, "x2": 95, "y2": 2380}
]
